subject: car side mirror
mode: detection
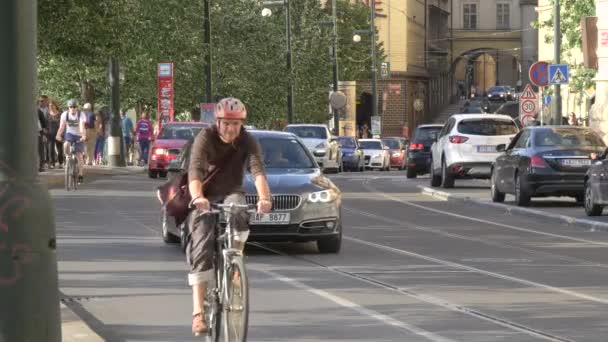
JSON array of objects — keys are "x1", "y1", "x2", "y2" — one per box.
[
  {"x1": 496, "y1": 144, "x2": 506, "y2": 152},
  {"x1": 167, "y1": 159, "x2": 182, "y2": 172}
]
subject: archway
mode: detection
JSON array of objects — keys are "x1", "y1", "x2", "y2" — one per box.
[{"x1": 452, "y1": 49, "x2": 521, "y2": 97}]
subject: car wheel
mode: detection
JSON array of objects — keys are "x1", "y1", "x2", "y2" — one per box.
[
  {"x1": 441, "y1": 158, "x2": 454, "y2": 188},
  {"x1": 180, "y1": 221, "x2": 190, "y2": 253},
  {"x1": 161, "y1": 208, "x2": 179, "y2": 244},
  {"x1": 490, "y1": 169, "x2": 505, "y2": 203},
  {"x1": 317, "y1": 226, "x2": 341, "y2": 254},
  {"x1": 148, "y1": 170, "x2": 158, "y2": 179},
  {"x1": 159, "y1": 171, "x2": 168, "y2": 178},
  {"x1": 430, "y1": 159, "x2": 441, "y2": 187},
  {"x1": 514, "y1": 172, "x2": 531, "y2": 207},
  {"x1": 406, "y1": 167, "x2": 417, "y2": 179},
  {"x1": 585, "y1": 182, "x2": 603, "y2": 216}
]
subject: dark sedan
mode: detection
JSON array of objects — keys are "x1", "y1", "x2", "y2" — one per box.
[
  {"x1": 337, "y1": 136, "x2": 364, "y2": 172},
  {"x1": 487, "y1": 86, "x2": 512, "y2": 102},
  {"x1": 583, "y1": 150, "x2": 608, "y2": 216},
  {"x1": 406, "y1": 124, "x2": 443, "y2": 178},
  {"x1": 491, "y1": 126, "x2": 606, "y2": 206},
  {"x1": 162, "y1": 130, "x2": 343, "y2": 253}
]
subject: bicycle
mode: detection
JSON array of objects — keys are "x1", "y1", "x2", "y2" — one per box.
[
  {"x1": 64, "y1": 141, "x2": 79, "y2": 191},
  {"x1": 194, "y1": 202, "x2": 255, "y2": 342}
]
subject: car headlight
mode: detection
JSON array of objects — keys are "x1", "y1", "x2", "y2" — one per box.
[
  {"x1": 315, "y1": 142, "x2": 326, "y2": 149},
  {"x1": 307, "y1": 190, "x2": 337, "y2": 203},
  {"x1": 500, "y1": 94, "x2": 504, "y2": 97},
  {"x1": 154, "y1": 148, "x2": 168, "y2": 155}
]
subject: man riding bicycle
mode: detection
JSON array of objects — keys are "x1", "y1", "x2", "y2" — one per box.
[
  {"x1": 187, "y1": 97, "x2": 271, "y2": 336},
  {"x1": 56, "y1": 99, "x2": 86, "y2": 183}
]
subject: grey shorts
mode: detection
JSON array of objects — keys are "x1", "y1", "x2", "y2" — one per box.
[{"x1": 187, "y1": 192, "x2": 250, "y2": 286}]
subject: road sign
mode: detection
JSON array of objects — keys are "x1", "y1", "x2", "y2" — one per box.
[
  {"x1": 529, "y1": 61, "x2": 549, "y2": 87},
  {"x1": 520, "y1": 84, "x2": 537, "y2": 100},
  {"x1": 549, "y1": 64, "x2": 569, "y2": 85},
  {"x1": 521, "y1": 99, "x2": 536, "y2": 114},
  {"x1": 544, "y1": 95, "x2": 552, "y2": 106},
  {"x1": 371, "y1": 115, "x2": 381, "y2": 137}
]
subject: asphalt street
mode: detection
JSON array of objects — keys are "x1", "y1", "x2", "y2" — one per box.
[{"x1": 53, "y1": 170, "x2": 608, "y2": 342}]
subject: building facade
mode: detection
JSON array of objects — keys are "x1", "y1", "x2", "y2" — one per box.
[
  {"x1": 451, "y1": 0, "x2": 536, "y2": 97},
  {"x1": 356, "y1": 0, "x2": 452, "y2": 138}
]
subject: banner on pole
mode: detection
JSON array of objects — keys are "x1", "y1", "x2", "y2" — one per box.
[{"x1": 157, "y1": 62, "x2": 174, "y2": 130}]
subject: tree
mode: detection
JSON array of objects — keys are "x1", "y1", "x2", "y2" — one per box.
[
  {"x1": 537, "y1": 0, "x2": 596, "y2": 97},
  {"x1": 37, "y1": 0, "x2": 381, "y2": 126}
]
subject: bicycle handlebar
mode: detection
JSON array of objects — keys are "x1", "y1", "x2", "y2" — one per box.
[{"x1": 191, "y1": 201, "x2": 257, "y2": 215}]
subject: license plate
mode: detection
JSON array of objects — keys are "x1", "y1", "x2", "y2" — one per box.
[
  {"x1": 560, "y1": 159, "x2": 591, "y2": 167},
  {"x1": 249, "y1": 212, "x2": 290, "y2": 225},
  {"x1": 477, "y1": 145, "x2": 497, "y2": 153}
]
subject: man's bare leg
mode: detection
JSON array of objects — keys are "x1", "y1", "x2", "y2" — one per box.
[{"x1": 192, "y1": 282, "x2": 208, "y2": 335}]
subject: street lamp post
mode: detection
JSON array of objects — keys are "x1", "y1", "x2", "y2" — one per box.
[
  {"x1": 203, "y1": 0, "x2": 213, "y2": 103},
  {"x1": 262, "y1": 0, "x2": 295, "y2": 124},
  {"x1": 321, "y1": 0, "x2": 340, "y2": 135}
]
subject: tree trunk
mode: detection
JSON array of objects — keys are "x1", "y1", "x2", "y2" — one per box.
[{"x1": 79, "y1": 79, "x2": 95, "y2": 109}]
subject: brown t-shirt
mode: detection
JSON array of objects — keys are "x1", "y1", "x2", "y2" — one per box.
[{"x1": 188, "y1": 125, "x2": 265, "y2": 197}]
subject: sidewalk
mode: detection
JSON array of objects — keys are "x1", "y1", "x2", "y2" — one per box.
[
  {"x1": 39, "y1": 165, "x2": 145, "y2": 189},
  {"x1": 417, "y1": 180, "x2": 608, "y2": 232},
  {"x1": 61, "y1": 303, "x2": 103, "y2": 341}
]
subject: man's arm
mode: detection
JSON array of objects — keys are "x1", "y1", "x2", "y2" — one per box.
[
  {"x1": 56, "y1": 114, "x2": 66, "y2": 141},
  {"x1": 248, "y1": 136, "x2": 271, "y2": 212},
  {"x1": 188, "y1": 131, "x2": 208, "y2": 201}
]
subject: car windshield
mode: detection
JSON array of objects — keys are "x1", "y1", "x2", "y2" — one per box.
[
  {"x1": 457, "y1": 119, "x2": 518, "y2": 136},
  {"x1": 337, "y1": 137, "x2": 356, "y2": 148},
  {"x1": 284, "y1": 126, "x2": 327, "y2": 139},
  {"x1": 382, "y1": 139, "x2": 400, "y2": 149},
  {"x1": 490, "y1": 86, "x2": 506, "y2": 92},
  {"x1": 158, "y1": 125, "x2": 205, "y2": 140},
  {"x1": 360, "y1": 141, "x2": 382, "y2": 149},
  {"x1": 534, "y1": 128, "x2": 606, "y2": 147},
  {"x1": 259, "y1": 137, "x2": 315, "y2": 168},
  {"x1": 414, "y1": 127, "x2": 441, "y2": 141}
]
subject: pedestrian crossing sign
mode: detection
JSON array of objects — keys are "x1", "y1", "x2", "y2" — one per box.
[{"x1": 549, "y1": 64, "x2": 569, "y2": 85}]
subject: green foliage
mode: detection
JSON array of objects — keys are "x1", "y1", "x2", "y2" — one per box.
[
  {"x1": 38, "y1": 0, "x2": 379, "y2": 127},
  {"x1": 537, "y1": 0, "x2": 596, "y2": 95}
]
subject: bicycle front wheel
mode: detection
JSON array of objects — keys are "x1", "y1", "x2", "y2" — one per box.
[{"x1": 221, "y1": 255, "x2": 249, "y2": 342}]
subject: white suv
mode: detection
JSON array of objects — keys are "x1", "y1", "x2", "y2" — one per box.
[
  {"x1": 284, "y1": 124, "x2": 341, "y2": 172},
  {"x1": 430, "y1": 114, "x2": 519, "y2": 188}
]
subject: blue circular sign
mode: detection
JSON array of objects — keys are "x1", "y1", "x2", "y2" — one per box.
[{"x1": 529, "y1": 62, "x2": 549, "y2": 87}]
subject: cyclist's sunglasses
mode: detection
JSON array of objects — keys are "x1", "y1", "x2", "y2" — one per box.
[{"x1": 69, "y1": 105, "x2": 78, "y2": 108}]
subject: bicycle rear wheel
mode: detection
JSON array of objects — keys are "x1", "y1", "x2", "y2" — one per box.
[{"x1": 221, "y1": 255, "x2": 249, "y2": 342}]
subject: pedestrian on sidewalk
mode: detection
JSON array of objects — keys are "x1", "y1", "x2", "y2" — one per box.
[
  {"x1": 36, "y1": 96, "x2": 49, "y2": 172},
  {"x1": 94, "y1": 110, "x2": 108, "y2": 165},
  {"x1": 82, "y1": 103, "x2": 97, "y2": 165},
  {"x1": 135, "y1": 111, "x2": 153, "y2": 166},
  {"x1": 45, "y1": 100, "x2": 64, "y2": 169},
  {"x1": 121, "y1": 110, "x2": 135, "y2": 165}
]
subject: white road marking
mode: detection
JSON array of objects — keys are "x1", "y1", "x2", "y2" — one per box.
[
  {"x1": 259, "y1": 269, "x2": 455, "y2": 342},
  {"x1": 346, "y1": 236, "x2": 608, "y2": 305},
  {"x1": 362, "y1": 179, "x2": 608, "y2": 248}
]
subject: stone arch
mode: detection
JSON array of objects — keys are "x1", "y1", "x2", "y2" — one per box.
[{"x1": 452, "y1": 48, "x2": 521, "y2": 97}]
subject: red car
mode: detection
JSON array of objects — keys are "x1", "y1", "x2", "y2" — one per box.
[
  {"x1": 148, "y1": 122, "x2": 208, "y2": 178},
  {"x1": 382, "y1": 137, "x2": 407, "y2": 170}
]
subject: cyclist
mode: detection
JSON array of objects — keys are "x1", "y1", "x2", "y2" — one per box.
[
  {"x1": 187, "y1": 97, "x2": 271, "y2": 335},
  {"x1": 56, "y1": 99, "x2": 87, "y2": 183}
]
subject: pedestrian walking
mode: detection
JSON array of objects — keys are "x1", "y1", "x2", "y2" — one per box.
[
  {"x1": 45, "y1": 100, "x2": 63, "y2": 168},
  {"x1": 135, "y1": 111, "x2": 153, "y2": 165},
  {"x1": 82, "y1": 103, "x2": 97, "y2": 165},
  {"x1": 121, "y1": 110, "x2": 135, "y2": 165},
  {"x1": 94, "y1": 110, "x2": 109, "y2": 165},
  {"x1": 36, "y1": 97, "x2": 49, "y2": 172},
  {"x1": 568, "y1": 112, "x2": 578, "y2": 126}
]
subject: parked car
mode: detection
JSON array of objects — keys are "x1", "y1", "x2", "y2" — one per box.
[
  {"x1": 382, "y1": 137, "x2": 407, "y2": 170},
  {"x1": 148, "y1": 122, "x2": 208, "y2": 178},
  {"x1": 163, "y1": 130, "x2": 343, "y2": 253},
  {"x1": 584, "y1": 151, "x2": 608, "y2": 216},
  {"x1": 284, "y1": 124, "x2": 341, "y2": 173},
  {"x1": 491, "y1": 126, "x2": 606, "y2": 207},
  {"x1": 359, "y1": 139, "x2": 391, "y2": 171},
  {"x1": 430, "y1": 114, "x2": 519, "y2": 188},
  {"x1": 336, "y1": 136, "x2": 365, "y2": 172},
  {"x1": 493, "y1": 101, "x2": 519, "y2": 119},
  {"x1": 406, "y1": 124, "x2": 443, "y2": 178},
  {"x1": 487, "y1": 86, "x2": 512, "y2": 102}
]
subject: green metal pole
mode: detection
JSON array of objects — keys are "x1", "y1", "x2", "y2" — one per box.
[
  {"x1": 108, "y1": 57, "x2": 126, "y2": 167},
  {"x1": 0, "y1": 1, "x2": 61, "y2": 341}
]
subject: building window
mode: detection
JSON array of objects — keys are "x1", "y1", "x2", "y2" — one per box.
[
  {"x1": 497, "y1": 3, "x2": 510, "y2": 29},
  {"x1": 463, "y1": 3, "x2": 477, "y2": 30}
]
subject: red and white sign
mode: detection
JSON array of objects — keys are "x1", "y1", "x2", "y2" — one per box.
[
  {"x1": 157, "y1": 62, "x2": 174, "y2": 132},
  {"x1": 520, "y1": 84, "x2": 537, "y2": 100},
  {"x1": 519, "y1": 84, "x2": 538, "y2": 125},
  {"x1": 601, "y1": 30, "x2": 608, "y2": 47}
]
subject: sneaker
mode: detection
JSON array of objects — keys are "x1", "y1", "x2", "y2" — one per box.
[{"x1": 192, "y1": 312, "x2": 207, "y2": 336}]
